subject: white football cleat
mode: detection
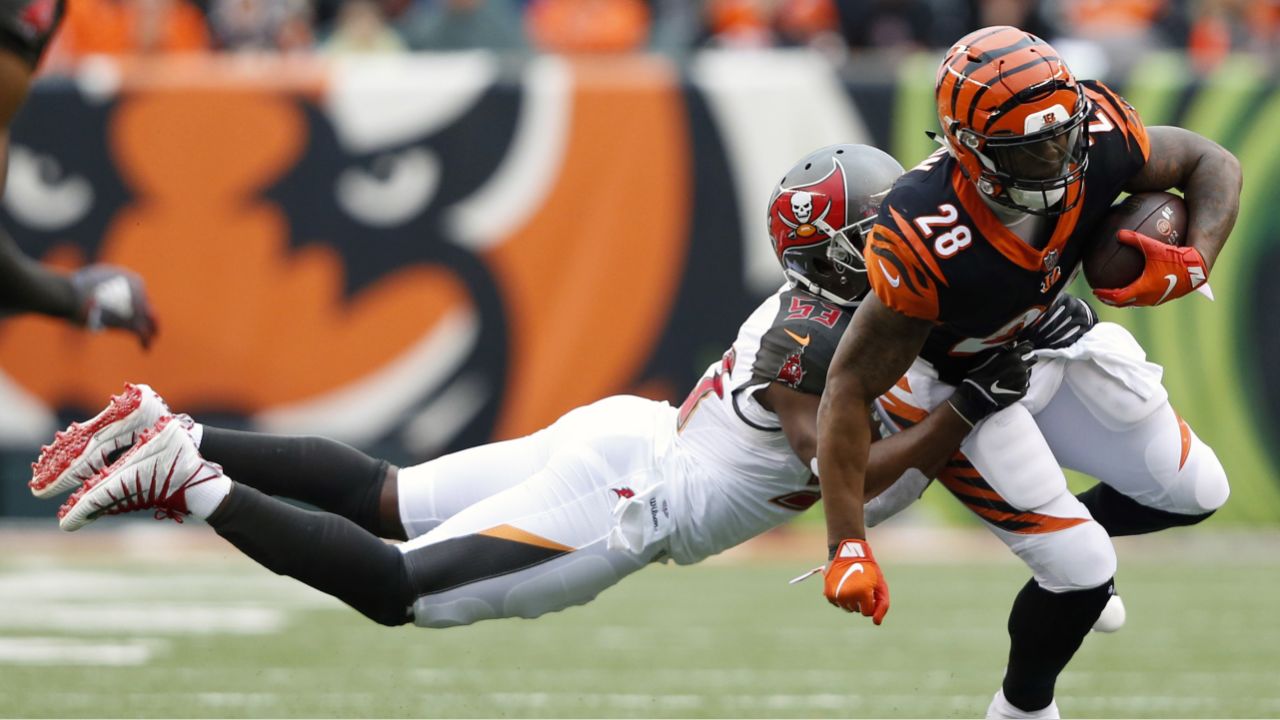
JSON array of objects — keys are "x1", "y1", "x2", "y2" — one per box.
[
  {"x1": 57, "y1": 415, "x2": 226, "y2": 532},
  {"x1": 31, "y1": 383, "x2": 170, "y2": 498},
  {"x1": 1092, "y1": 594, "x2": 1126, "y2": 633}
]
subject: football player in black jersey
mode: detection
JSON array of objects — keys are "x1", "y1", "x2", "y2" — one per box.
[
  {"x1": 0, "y1": 0, "x2": 155, "y2": 345},
  {"x1": 31, "y1": 145, "x2": 1055, "y2": 632},
  {"x1": 815, "y1": 26, "x2": 1241, "y2": 719}
]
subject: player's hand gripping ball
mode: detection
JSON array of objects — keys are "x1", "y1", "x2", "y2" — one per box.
[{"x1": 1084, "y1": 192, "x2": 1206, "y2": 307}]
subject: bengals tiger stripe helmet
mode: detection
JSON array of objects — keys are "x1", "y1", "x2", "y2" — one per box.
[
  {"x1": 935, "y1": 26, "x2": 1089, "y2": 216},
  {"x1": 767, "y1": 144, "x2": 904, "y2": 306}
]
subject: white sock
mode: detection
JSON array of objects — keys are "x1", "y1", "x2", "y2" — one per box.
[
  {"x1": 189, "y1": 422, "x2": 205, "y2": 449},
  {"x1": 185, "y1": 474, "x2": 232, "y2": 520},
  {"x1": 987, "y1": 689, "x2": 1060, "y2": 719}
]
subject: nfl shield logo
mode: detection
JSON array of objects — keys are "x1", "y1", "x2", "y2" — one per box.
[{"x1": 1043, "y1": 249, "x2": 1059, "y2": 272}]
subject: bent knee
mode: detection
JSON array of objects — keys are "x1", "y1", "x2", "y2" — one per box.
[
  {"x1": 1024, "y1": 520, "x2": 1117, "y2": 593},
  {"x1": 1189, "y1": 444, "x2": 1229, "y2": 513},
  {"x1": 1160, "y1": 437, "x2": 1230, "y2": 515}
]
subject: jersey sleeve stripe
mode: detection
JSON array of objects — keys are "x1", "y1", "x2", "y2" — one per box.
[
  {"x1": 937, "y1": 469, "x2": 1091, "y2": 534},
  {"x1": 866, "y1": 242, "x2": 940, "y2": 321},
  {"x1": 1089, "y1": 82, "x2": 1151, "y2": 161},
  {"x1": 869, "y1": 245, "x2": 919, "y2": 295},
  {"x1": 889, "y1": 207, "x2": 949, "y2": 286}
]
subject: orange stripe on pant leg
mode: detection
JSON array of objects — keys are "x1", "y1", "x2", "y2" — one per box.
[
  {"x1": 966, "y1": 505, "x2": 1089, "y2": 534},
  {"x1": 1176, "y1": 412, "x2": 1192, "y2": 470},
  {"x1": 939, "y1": 460, "x2": 1089, "y2": 535},
  {"x1": 938, "y1": 473, "x2": 1006, "y2": 503},
  {"x1": 878, "y1": 388, "x2": 928, "y2": 427},
  {"x1": 479, "y1": 524, "x2": 574, "y2": 553}
]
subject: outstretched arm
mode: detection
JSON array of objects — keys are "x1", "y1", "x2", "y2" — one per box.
[
  {"x1": 0, "y1": 48, "x2": 157, "y2": 346},
  {"x1": 0, "y1": 230, "x2": 78, "y2": 318},
  {"x1": 816, "y1": 293, "x2": 932, "y2": 547},
  {"x1": 0, "y1": 229, "x2": 158, "y2": 347},
  {"x1": 0, "y1": 49, "x2": 72, "y2": 315},
  {"x1": 767, "y1": 337, "x2": 1033, "y2": 506},
  {"x1": 1123, "y1": 126, "x2": 1242, "y2": 272},
  {"x1": 764, "y1": 386, "x2": 968, "y2": 501}
]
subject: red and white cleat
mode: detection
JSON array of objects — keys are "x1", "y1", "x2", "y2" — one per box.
[
  {"x1": 58, "y1": 415, "x2": 226, "y2": 532},
  {"x1": 30, "y1": 383, "x2": 170, "y2": 499}
]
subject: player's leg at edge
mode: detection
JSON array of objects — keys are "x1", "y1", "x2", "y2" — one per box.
[{"x1": 57, "y1": 413, "x2": 422, "y2": 626}]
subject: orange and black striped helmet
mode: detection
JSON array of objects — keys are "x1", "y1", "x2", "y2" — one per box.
[{"x1": 935, "y1": 26, "x2": 1089, "y2": 216}]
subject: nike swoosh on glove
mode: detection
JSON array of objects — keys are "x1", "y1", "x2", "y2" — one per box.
[
  {"x1": 1093, "y1": 230, "x2": 1208, "y2": 307},
  {"x1": 822, "y1": 539, "x2": 890, "y2": 624},
  {"x1": 946, "y1": 341, "x2": 1033, "y2": 427},
  {"x1": 70, "y1": 264, "x2": 158, "y2": 349}
]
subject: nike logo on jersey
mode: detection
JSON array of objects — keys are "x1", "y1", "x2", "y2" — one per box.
[
  {"x1": 784, "y1": 329, "x2": 811, "y2": 346},
  {"x1": 877, "y1": 260, "x2": 901, "y2": 288},
  {"x1": 1157, "y1": 274, "x2": 1179, "y2": 305}
]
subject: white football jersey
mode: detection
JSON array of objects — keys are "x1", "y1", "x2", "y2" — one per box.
[{"x1": 664, "y1": 284, "x2": 854, "y2": 563}]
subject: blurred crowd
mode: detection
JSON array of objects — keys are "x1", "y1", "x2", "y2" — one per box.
[{"x1": 42, "y1": 0, "x2": 1280, "y2": 74}]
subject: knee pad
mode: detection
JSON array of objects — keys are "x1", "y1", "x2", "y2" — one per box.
[
  {"x1": 1158, "y1": 431, "x2": 1230, "y2": 515},
  {"x1": 962, "y1": 404, "x2": 1067, "y2": 511},
  {"x1": 1010, "y1": 510, "x2": 1117, "y2": 593}
]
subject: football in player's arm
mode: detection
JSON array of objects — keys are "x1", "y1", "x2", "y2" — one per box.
[
  {"x1": 0, "y1": 0, "x2": 155, "y2": 346},
  {"x1": 1096, "y1": 125, "x2": 1241, "y2": 307},
  {"x1": 29, "y1": 144, "x2": 1042, "y2": 631}
]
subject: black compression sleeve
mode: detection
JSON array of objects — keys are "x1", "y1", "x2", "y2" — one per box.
[
  {"x1": 208, "y1": 484, "x2": 415, "y2": 627},
  {"x1": 1002, "y1": 578, "x2": 1114, "y2": 712},
  {"x1": 199, "y1": 427, "x2": 391, "y2": 536}
]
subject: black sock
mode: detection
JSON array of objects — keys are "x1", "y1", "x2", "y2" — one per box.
[
  {"x1": 1002, "y1": 577, "x2": 1114, "y2": 712},
  {"x1": 199, "y1": 427, "x2": 390, "y2": 536},
  {"x1": 1077, "y1": 483, "x2": 1214, "y2": 537},
  {"x1": 208, "y1": 484, "x2": 415, "y2": 627}
]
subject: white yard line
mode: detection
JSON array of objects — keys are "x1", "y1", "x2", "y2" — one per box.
[
  {"x1": 0, "y1": 637, "x2": 164, "y2": 665},
  {"x1": 0, "y1": 604, "x2": 286, "y2": 634}
]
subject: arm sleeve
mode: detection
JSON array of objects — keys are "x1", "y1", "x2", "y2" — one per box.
[{"x1": 865, "y1": 189, "x2": 947, "y2": 322}]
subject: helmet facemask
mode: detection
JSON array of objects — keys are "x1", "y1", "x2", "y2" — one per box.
[
  {"x1": 781, "y1": 213, "x2": 876, "y2": 307},
  {"x1": 962, "y1": 89, "x2": 1090, "y2": 217}
]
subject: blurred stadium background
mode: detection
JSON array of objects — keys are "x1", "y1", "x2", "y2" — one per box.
[{"x1": 2, "y1": 0, "x2": 1279, "y2": 717}]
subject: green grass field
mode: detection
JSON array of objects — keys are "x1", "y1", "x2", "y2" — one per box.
[{"x1": 2, "y1": 525, "x2": 1278, "y2": 718}]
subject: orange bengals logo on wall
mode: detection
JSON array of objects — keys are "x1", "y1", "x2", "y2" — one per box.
[{"x1": 0, "y1": 57, "x2": 690, "y2": 457}]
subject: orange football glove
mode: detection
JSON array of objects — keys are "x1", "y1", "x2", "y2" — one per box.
[
  {"x1": 1093, "y1": 230, "x2": 1208, "y2": 308},
  {"x1": 822, "y1": 539, "x2": 890, "y2": 624}
]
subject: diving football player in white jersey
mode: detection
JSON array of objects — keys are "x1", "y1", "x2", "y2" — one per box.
[{"x1": 32, "y1": 144, "x2": 1048, "y2": 629}]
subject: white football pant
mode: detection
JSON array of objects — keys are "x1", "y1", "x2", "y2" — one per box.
[{"x1": 876, "y1": 322, "x2": 1229, "y2": 592}]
